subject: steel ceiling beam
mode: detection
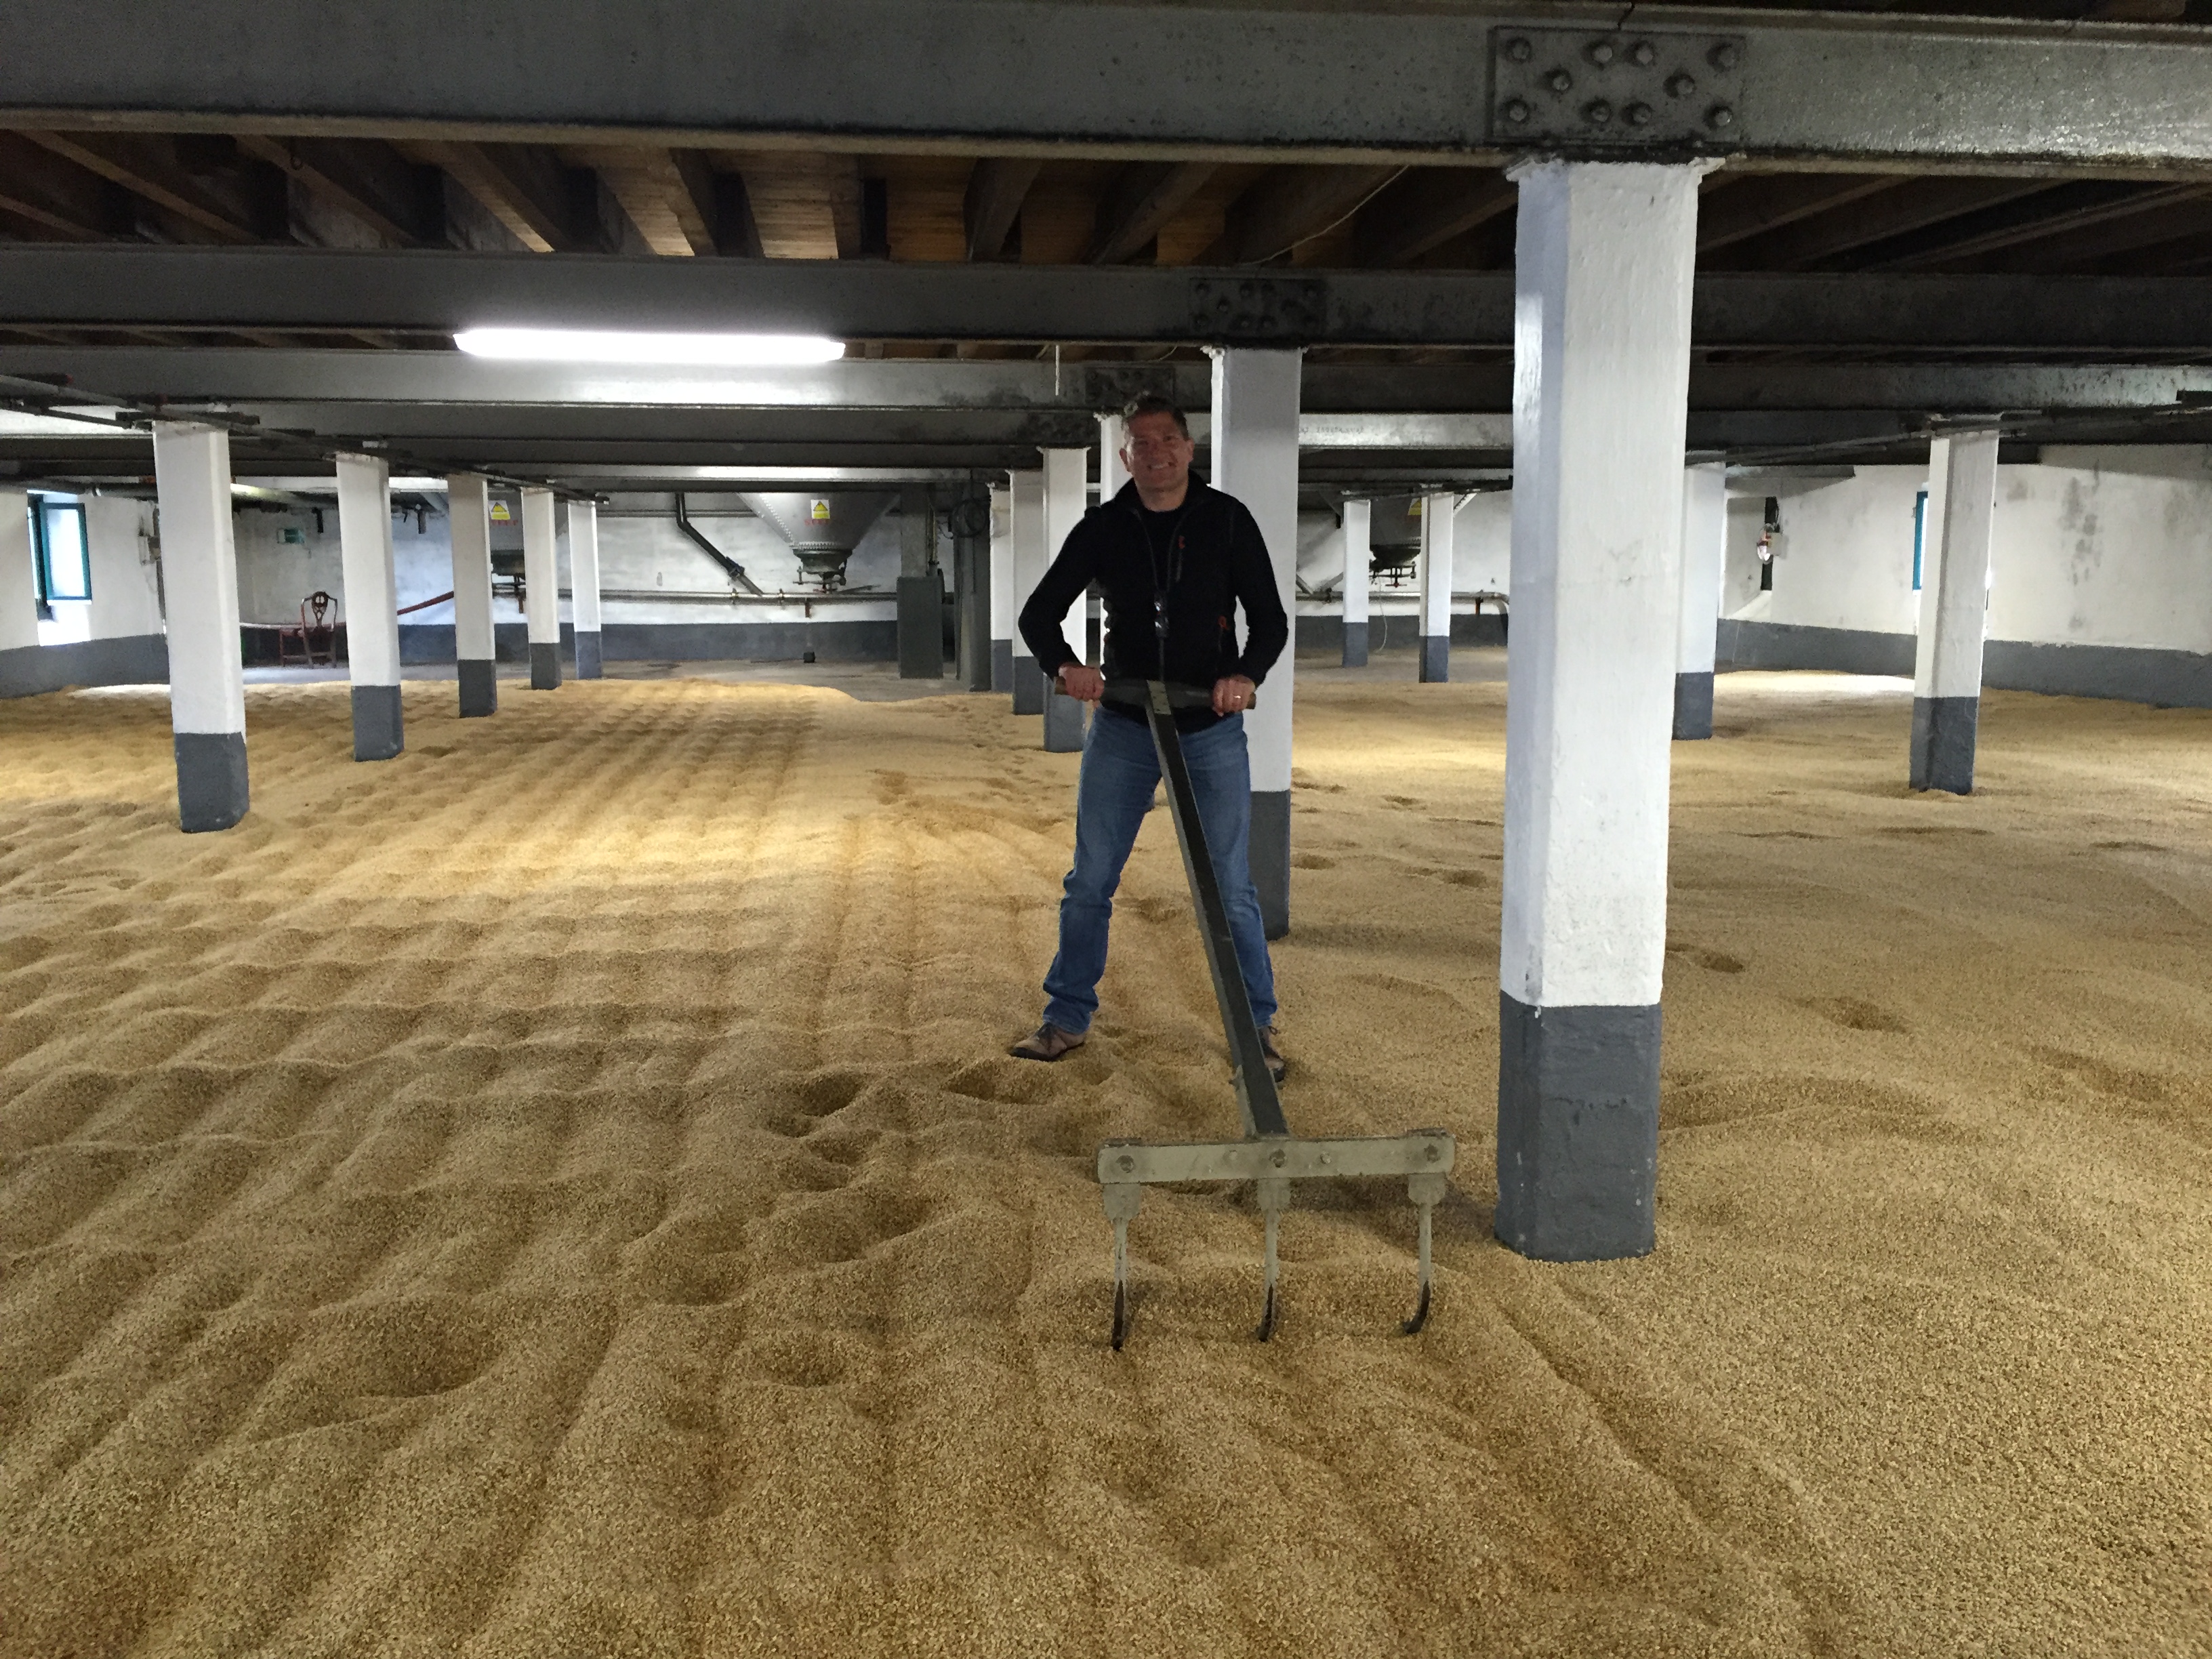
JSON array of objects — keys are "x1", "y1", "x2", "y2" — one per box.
[
  {"x1": 9, "y1": 348, "x2": 2212, "y2": 417},
  {"x1": 8, "y1": 3, "x2": 2212, "y2": 172},
  {"x1": 9, "y1": 245, "x2": 2212, "y2": 353}
]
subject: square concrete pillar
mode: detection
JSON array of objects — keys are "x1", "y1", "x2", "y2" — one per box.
[
  {"x1": 569, "y1": 498, "x2": 603, "y2": 678},
  {"x1": 522, "y1": 486, "x2": 560, "y2": 690},
  {"x1": 988, "y1": 482, "x2": 1014, "y2": 694},
  {"x1": 1911, "y1": 429, "x2": 1999, "y2": 794},
  {"x1": 1673, "y1": 463, "x2": 1728, "y2": 740},
  {"x1": 1498, "y1": 160, "x2": 1706, "y2": 1262},
  {"x1": 1040, "y1": 448, "x2": 1088, "y2": 750},
  {"x1": 336, "y1": 453, "x2": 404, "y2": 760},
  {"x1": 448, "y1": 473, "x2": 497, "y2": 716},
  {"x1": 1210, "y1": 346, "x2": 1301, "y2": 940},
  {"x1": 1008, "y1": 470, "x2": 1046, "y2": 713},
  {"x1": 152, "y1": 422, "x2": 249, "y2": 832},
  {"x1": 1340, "y1": 499, "x2": 1371, "y2": 668},
  {"x1": 1419, "y1": 491, "x2": 1454, "y2": 682}
]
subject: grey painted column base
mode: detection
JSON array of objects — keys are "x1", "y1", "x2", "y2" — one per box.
[
  {"x1": 1496, "y1": 992, "x2": 1660, "y2": 1261},
  {"x1": 350, "y1": 683, "x2": 403, "y2": 761},
  {"x1": 1043, "y1": 682, "x2": 1086, "y2": 752},
  {"x1": 175, "y1": 731, "x2": 249, "y2": 833},
  {"x1": 573, "y1": 630, "x2": 602, "y2": 680},
  {"x1": 458, "y1": 657, "x2": 497, "y2": 718},
  {"x1": 991, "y1": 638, "x2": 1012, "y2": 694},
  {"x1": 897, "y1": 575, "x2": 945, "y2": 678},
  {"x1": 1012, "y1": 654, "x2": 1044, "y2": 714},
  {"x1": 1342, "y1": 619, "x2": 1369, "y2": 668},
  {"x1": 529, "y1": 641, "x2": 561, "y2": 690},
  {"x1": 1909, "y1": 694, "x2": 1979, "y2": 794},
  {"x1": 1418, "y1": 634, "x2": 1450, "y2": 683},
  {"x1": 1672, "y1": 670, "x2": 1715, "y2": 741},
  {"x1": 1250, "y1": 787, "x2": 1290, "y2": 941}
]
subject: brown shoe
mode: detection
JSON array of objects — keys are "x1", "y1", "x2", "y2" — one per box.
[
  {"x1": 1010, "y1": 1021, "x2": 1087, "y2": 1062},
  {"x1": 1258, "y1": 1026, "x2": 1287, "y2": 1084}
]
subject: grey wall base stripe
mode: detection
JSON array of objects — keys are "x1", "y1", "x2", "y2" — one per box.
[
  {"x1": 529, "y1": 642, "x2": 561, "y2": 690},
  {"x1": 1250, "y1": 787, "x2": 1290, "y2": 941},
  {"x1": 1983, "y1": 637, "x2": 2212, "y2": 708},
  {"x1": 1716, "y1": 618, "x2": 1916, "y2": 677},
  {"x1": 1672, "y1": 670, "x2": 1715, "y2": 739},
  {"x1": 1042, "y1": 684, "x2": 1084, "y2": 752},
  {"x1": 573, "y1": 630, "x2": 602, "y2": 680},
  {"x1": 1721, "y1": 618, "x2": 2212, "y2": 710},
  {"x1": 174, "y1": 730, "x2": 249, "y2": 833},
  {"x1": 1340, "y1": 620, "x2": 1369, "y2": 668},
  {"x1": 457, "y1": 659, "x2": 497, "y2": 718},
  {"x1": 0, "y1": 634, "x2": 169, "y2": 699},
  {"x1": 1496, "y1": 992, "x2": 1660, "y2": 1262},
  {"x1": 1909, "y1": 694, "x2": 1978, "y2": 794},
  {"x1": 990, "y1": 638, "x2": 1012, "y2": 693},
  {"x1": 350, "y1": 684, "x2": 403, "y2": 760},
  {"x1": 399, "y1": 619, "x2": 897, "y2": 666},
  {"x1": 1295, "y1": 613, "x2": 1504, "y2": 654},
  {"x1": 1418, "y1": 634, "x2": 1449, "y2": 683},
  {"x1": 1012, "y1": 655, "x2": 1044, "y2": 715}
]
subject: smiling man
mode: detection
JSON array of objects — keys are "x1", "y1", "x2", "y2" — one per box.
[{"x1": 1010, "y1": 394, "x2": 1290, "y2": 1078}]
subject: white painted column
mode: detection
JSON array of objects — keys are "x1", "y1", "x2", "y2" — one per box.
[
  {"x1": 1418, "y1": 491, "x2": 1455, "y2": 683},
  {"x1": 1911, "y1": 428, "x2": 1999, "y2": 794},
  {"x1": 521, "y1": 485, "x2": 560, "y2": 690},
  {"x1": 1210, "y1": 346, "x2": 1302, "y2": 939},
  {"x1": 1498, "y1": 160, "x2": 1705, "y2": 1262},
  {"x1": 1340, "y1": 499, "x2": 1371, "y2": 668},
  {"x1": 84, "y1": 497, "x2": 163, "y2": 641},
  {"x1": 152, "y1": 422, "x2": 249, "y2": 832},
  {"x1": 1007, "y1": 469, "x2": 1046, "y2": 713},
  {"x1": 569, "y1": 498, "x2": 603, "y2": 678},
  {"x1": 988, "y1": 480, "x2": 1014, "y2": 693},
  {"x1": 0, "y1": 493, "x2": 39, "y2": 655},
  {"x1": 448, "y1": 472, "x2": 497, "y2": 717},
  {"x1": 336, "y1": 453, "x2": 404, "y2": 760},
  {"x1": 1673, "y1": 462, "x2": 1728, "y2": 740},
  {"x1": 1040, "y1": 445, "x2": 1088, "y2": 751},
  {"x1": 1092, "y1": 413, "x2": 1126, "y2": 673}
]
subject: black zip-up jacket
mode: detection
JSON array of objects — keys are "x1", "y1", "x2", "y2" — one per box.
[{"x1": 1017, "y1": 476, "x2": 1288, "y2": 732}]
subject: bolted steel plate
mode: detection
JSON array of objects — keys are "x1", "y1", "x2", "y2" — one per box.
[{"x1": 1491, "y1": 26, "x2": 1745, "y2": 149}]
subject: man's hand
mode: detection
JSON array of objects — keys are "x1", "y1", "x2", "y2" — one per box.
[
  {"x1": 1212, "y1": 674, "x2": 1256, "y2": 716},
  {"x1": 1058, "y1": 663, "x2": 1105, "y2": 702}
]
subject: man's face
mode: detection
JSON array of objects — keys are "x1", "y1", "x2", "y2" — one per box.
[{"x1": 1122, "y1": 411, "x2": 1194, "y2": 497}]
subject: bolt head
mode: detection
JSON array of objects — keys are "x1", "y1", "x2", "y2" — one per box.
[
  {"x1": 1706, "y1": 103, "x2": 1736, "y2": 129},
  {"x1": 1588, "y1": 39, "x2": 1616, "y2": 66},
  {"x1": 1502, "y1": 97, "x2": 1532, "y2": 124},
  {"x1": 1546, "y1": 68, "x2": 1573, "y2": 92},
  {"x1": 1630, "y1": 39, "x2": 1657, "y2": 66},
  {"x1": 1504, "y1": 35, "x2": 1532, "y2": 62},
  {"x1": 1271, "y1": 1149, "x2": 1286, "y2": 1168},
  {"x1": 1118, "y1": 1153, "x2": 1134, "y2": 1172},
  {"x1": 1626, "y1": 102, "x2": 1653, "y2": 126},
  {"x1": 1666, "y1": 71, "x2": 1697, "y2": 98},
  {"x1": 1424, "y1": 1143, "x2": 1441, "y2": 1163},
  {"x1": 1710, "y1": 41, "x2": 1740, "y2": 70},
  {"x1": 1584, "y1": 99, "x2": 1612, "y2": 125}
]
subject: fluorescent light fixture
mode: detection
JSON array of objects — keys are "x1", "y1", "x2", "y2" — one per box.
[{"x1": 454, "y1": 327, "x2": 845, "y2": 365}]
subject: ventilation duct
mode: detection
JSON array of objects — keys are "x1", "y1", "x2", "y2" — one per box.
[{"x1": 739, "y1": 491, "x2": 896, "y2": 591}]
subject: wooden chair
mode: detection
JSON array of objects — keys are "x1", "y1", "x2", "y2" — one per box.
[{"x1": 278, "y1": 591, "x2": 340, "y2": 667}]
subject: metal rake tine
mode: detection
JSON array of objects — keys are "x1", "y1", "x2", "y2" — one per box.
[
  {"x1": 1110, "y1": 1215, "x2": 1131, "y2": 1351},
  {"x1": 1255, "y1": 1200, "x2": 1281, "y2": 1342},
  {"x1": 1401, "y1": 1194, "x2": 1437, "y2": 1336}
]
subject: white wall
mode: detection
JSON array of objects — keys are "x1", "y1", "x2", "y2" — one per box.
[
  {"x1": 1721, "y1": 450, "x2": 2212, "y2": 658},
  {"x1": 85, "y1": 496, "x2": 164, "y2": 639},
  {"x1": 1294, "y1": 493, "x2": 1513, "y2": 621}
]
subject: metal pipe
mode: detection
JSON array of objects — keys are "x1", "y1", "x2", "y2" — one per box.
[{"x1": 674, "y1": 491, "x2": 763, "y2": 594}]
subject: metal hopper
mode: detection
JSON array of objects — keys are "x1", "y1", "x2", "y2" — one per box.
[
  {"x1": 1367, "y1": 494, "x2": 1425, "y2": 586},
  {"x1": 740, "y1": 491, "x2": 896, "y2": 591}
]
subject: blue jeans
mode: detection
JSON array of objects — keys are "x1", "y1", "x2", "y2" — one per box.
[{"x1": 1042, "y1": 707, "x2": 1277, "y2": 1036}]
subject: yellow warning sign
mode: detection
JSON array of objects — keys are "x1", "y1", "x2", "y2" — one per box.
[
  {"x1": 810, "y1": 499, "x2": 832, "y2": 521},
  {"x1": 489, "y1": 500, "x2": 513, "y2": 522}
]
